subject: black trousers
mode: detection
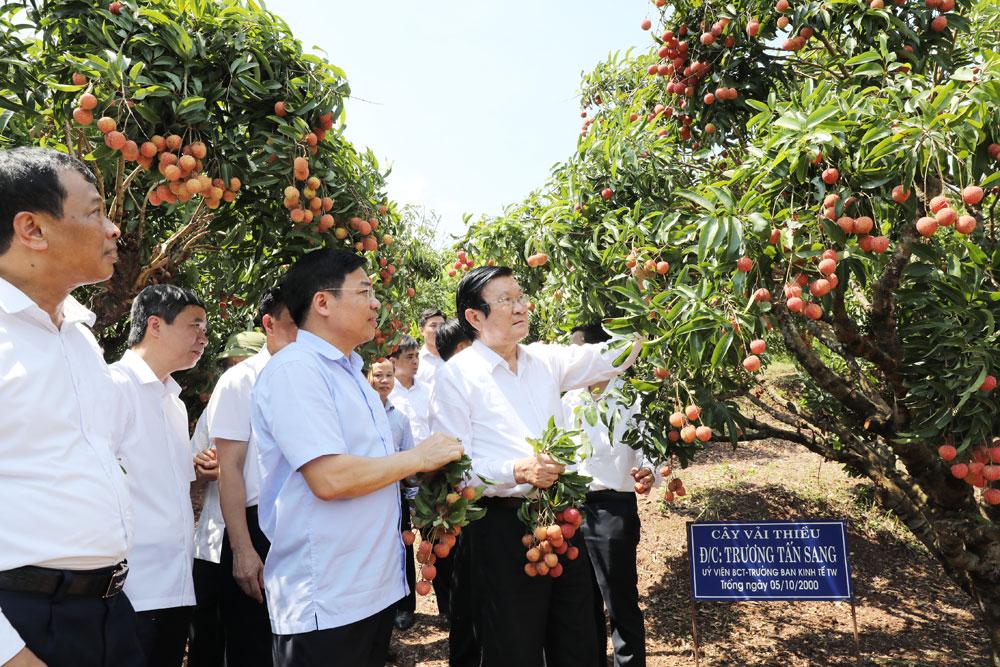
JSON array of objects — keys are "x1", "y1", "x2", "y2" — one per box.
[
  {"x1": 582, "y1": 491, "x2": 646, "y2": 667},
  {"x1": 463, "y1": 499, "x2": 600, "y2": 667},
  {"x1": 447, "y1": 535, "x2": 478, "y2": 666},
  {"x1": 397, "y1": 495, "x2": 416, "y2": 615},
  {"x1": 432, "y1": 542, "x2": 453, "y2": 617},
  {"x1": 272, "y1": 604, "x2": 395, "y2": 667},
  {"x1": 0, "y1": 587, "x2": 144, "y2": 667},
  {"x1": 135, "y1": 605, "x2": 194, "y2": 667},
  {"x1": 188, "y1": 558, "x2": 225, "y2": 666},
  {"x1": 220, "y1": 505, "x2": 273, "y2": 667}
]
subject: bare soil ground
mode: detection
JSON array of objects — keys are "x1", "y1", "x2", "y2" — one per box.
[{"x1": 388, "y1": 437, "x2": 991, "y2": 666}]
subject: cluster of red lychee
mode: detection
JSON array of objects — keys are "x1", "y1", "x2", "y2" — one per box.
[
  {"x1": 668, "y1": 404, "x2": 712, "y2": 444},
  {"x1": 521, "y1": 507, "x2": 583, "y2": 578},
  {"x1": 939, "y1": 439, "x2": 1000, "y2": 505}
]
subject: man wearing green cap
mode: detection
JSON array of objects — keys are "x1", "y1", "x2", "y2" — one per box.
[
  {"x1": 218, "y1": 331, "x2": 268, "y2": 365},
  {"x1": 187, "y1": 330, "x2": 265, "y2": 667},
  {"x1": 205, "y1": 287, "x2": 297, "y2": 667}
]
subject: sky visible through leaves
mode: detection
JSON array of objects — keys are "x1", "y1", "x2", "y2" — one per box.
[{"x1": 267, "y1": 0, "x2": 650, "y2": 245}]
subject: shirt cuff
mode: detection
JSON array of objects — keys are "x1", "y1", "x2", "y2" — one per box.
[
  {"x1": 0, "y1": 608, "x2": 26, "y2": 665},
  {"x1": 473, "y1": 457, "x2": 518, "y2": 488}
]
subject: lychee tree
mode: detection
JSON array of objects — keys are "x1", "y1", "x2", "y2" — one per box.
[
  {"x1": 0, "y1": 0, "x2": 425, "y2": 361},
  {"x1": 465, "y1": 0, "x2": 1000, "y2": 655}
]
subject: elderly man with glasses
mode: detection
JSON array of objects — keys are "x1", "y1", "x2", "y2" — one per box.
[{"x1": 430, "y1": 266, "x2": 643, "y2": 667}]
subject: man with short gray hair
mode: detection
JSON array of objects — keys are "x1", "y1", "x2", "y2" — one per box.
[{"x1": 0, "y1": 147, "x2": 141, "y2": 667}]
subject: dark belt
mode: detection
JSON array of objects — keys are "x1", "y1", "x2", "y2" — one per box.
[
  {"x1": 0, "y1": 561, "x2": 128, "y2": 599},
  {"x1": 480, "y1": 496, "x2": 526, "y2": 510}
]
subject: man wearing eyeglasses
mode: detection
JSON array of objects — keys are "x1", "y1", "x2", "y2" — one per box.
[
  {"x1": 250, "y1": 249, "x2": 464, "y2": 667},
  {"x1": 430, "y1": 266, "x2": 643, "y2": 667}
]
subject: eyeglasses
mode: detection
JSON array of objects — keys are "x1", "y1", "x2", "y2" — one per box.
[
  {"x1": 322, "y1": 286, "x2": 377, "y2": 301},
  {"x1": 483, "y1": 294, "x2": 529, "y2": 310}
]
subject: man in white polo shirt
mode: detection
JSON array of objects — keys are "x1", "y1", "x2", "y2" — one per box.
[
  {"x1": 0, "y1": 147, "x2": 140, "y2": 667},
  {"x1": 414, "y1": 308, "x2": 445, "y2": 391},
  {"x1": 208, "y1": 288, "x2": 297, "y2": 667},
  {"x1": 110, "y1": 284, "x2": 209, "y2": 667},
  {"x1": 251, "y1": 248, "x2": 463, "y2": 666},
  {"x1": 187, "y1": 330, "x2": 265, "y2": 667},
  {"x1": 431, "y1": 266, "x2": 642, "y2": 667}
]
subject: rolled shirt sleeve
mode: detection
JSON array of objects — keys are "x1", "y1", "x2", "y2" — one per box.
[
  {"x1": 0, "y1": 609, "x2": 25, "y2": 665},
  {"x1": 549, "y1": 337, "x2": 641, "y2": 393}
]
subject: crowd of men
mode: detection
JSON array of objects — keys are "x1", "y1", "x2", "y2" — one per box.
[{"x1": 0, "y1": 146, "x2": 655, "y2": 667}]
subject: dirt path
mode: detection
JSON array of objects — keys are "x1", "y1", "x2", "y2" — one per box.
[{"x1": 389, "y1": 438, "x2": 989, "y2": 666}]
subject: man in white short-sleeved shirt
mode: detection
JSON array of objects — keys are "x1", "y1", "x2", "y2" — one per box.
[
  {"x1": 110, "y1": 284, "x2": 209, "y2": 667},
  {"x1": 430, "y1": 266, "x2": 642, "y2": 667},
  {"x1": 0, "y1": 147, "x2": 142, "y2": 667},
  {"x1": 207, "y1": 289, "x2": 297, "y2": 667},
  {"x1": 187, "y1": 330, "x2": 263, "y2": 667},
  {"x1": 251, "y1": 248, "x2": 463, "y2": 666}
]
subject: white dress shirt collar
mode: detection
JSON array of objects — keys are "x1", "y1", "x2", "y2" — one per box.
[
  {"x1": 0, "y1": 277, "x2": 95, "y2": 328},
  {"x1": 117, "y1": 348, "x2": 182, "y2": 394}
]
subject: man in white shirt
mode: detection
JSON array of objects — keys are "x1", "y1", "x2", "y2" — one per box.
[
  {"x1": 250, "y1": 248, "x2": 463, "y2": 666},
  {"x1": 110, "y1": 284, "x2": 209, "y2": 667},
  {"x1": 208, "y1": 288, "x2": 297, "y2": 667},
  {"x1": 389, "y1": 336, "x2": 448, "y2": 617},
  {"x1": 430, "y1": 266, "x2": 642, "y2": 667},
  {"x1": 563, "y1": 322, "x2": 655, "y2": 667},
  {"x1": 434, "y1": 318, "x2": 471, "y2": 363},
  {"x1": 414, "y1": 308, "x2": 445, "y2": 390},
  {"x1": 389, "y1": 335, "x2": 431, "y2": 443},
  {"x1": 0, "y1": 147, "x2": 141, "y2": 667},
  {"x1": 188, "y1": 331, "x2": 265, "y2": 667},
  {"x1": 368, "y1": 359, "x2": 417, "y2": 631}
]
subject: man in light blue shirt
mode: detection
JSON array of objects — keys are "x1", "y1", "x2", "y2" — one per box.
[{"x1": 251, "y1": 248, "x2": 463, "y2": 667}]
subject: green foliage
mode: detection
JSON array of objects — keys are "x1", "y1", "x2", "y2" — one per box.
[
  {"x1": 0, "y1": 0, "x2": 422, "y2": 360},
  {"x1": 411, "y1": 454, "x2": 486, "y2": 535},
  {"x1": 517, "y1": 417, "x2": 592, "y2": 529},
  {"x1": 0, "y1": 0, "x2": 450, "y2": 409},
  {"x1": 466, "y1": 0, "x2": 1000, "y2": 474}
]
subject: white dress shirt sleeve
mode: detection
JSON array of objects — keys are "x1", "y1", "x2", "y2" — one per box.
[
  {"x1": 108, "y1": 373, "x2": 135, "y2": 458},
  {"x1": 547, "y1": 339, "x2": 641, "y2": 393},
  {"x1": 262, "y1": 361, "x2": 351, "y2": 471},
  {"x1": 206, "y1": 370, "x2": 252, "y2": 443},
  {"x1": 430, "y1": 369, "x2": 518, "y2": 487},
  {"x1": 0, "y1": 609, "x2": 25, "y2": 665}
]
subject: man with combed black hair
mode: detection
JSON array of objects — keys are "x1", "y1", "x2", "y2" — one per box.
[
  {"x1": 207, "y1": 286, "x2": 297, "y2": 667},
  {"x1": 415, "y1": 308, "x2": 446, "y2": 390},
  {"x1": 564, "y1": 322, "x2": 655, "y2": 667},
  {"x1": 251, "y1": 248, "x2": 463, "y2": 666},
  {"x1": 110, "y1": 284, "x2": 210, "y2": 667},
  {"x1": 389, "y1": 335, "x2": 431, "y2": 443},
  {"x1": 0, "y1": 147, "x2": 142, "y2": 667},
  {"x1": 430, "y1": 266, "x2": 643, "y2": 667},
  {"x1": 435, "y1": 318, "x2": 472, "y2": 362}
]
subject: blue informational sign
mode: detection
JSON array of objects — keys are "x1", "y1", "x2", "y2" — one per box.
[{"x1": 687, "y1": 520, "x2": 853, "y2": 601}]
